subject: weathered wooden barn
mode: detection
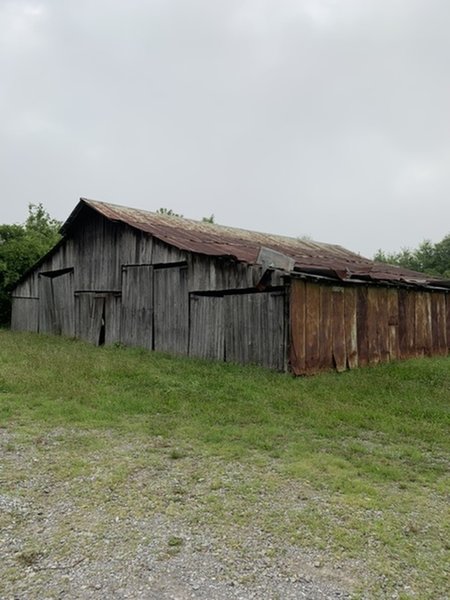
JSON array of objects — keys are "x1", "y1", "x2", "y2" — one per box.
[{"x1": 11, "y1": 198, "x2": 450, "y2": 374}]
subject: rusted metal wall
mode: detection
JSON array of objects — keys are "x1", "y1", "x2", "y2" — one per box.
[{"x1": 290, "y1": 280, "x2": 449, "y2": 375}]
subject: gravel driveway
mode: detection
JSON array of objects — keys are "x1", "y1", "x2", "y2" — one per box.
[{"x1": 0, "y1": 429, "x2": 354, "y2": 600}]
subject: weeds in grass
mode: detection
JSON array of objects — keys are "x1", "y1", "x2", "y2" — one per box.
[{"x1": 0, "y1": 330, "x2": 449, "y2": 599}]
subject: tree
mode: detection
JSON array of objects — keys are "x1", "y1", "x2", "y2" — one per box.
[
  {"x1": 374, "y1": 234, "x2": 450, "y2": 278},
  {"x1": 201, "y1": 214, "x2": 215, "y2": 224},
  {"x1": 0, "y1": 204, "x2": 61, "y2": 325}
]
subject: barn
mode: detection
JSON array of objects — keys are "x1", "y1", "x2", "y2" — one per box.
[{"x1": 11, "y1": 198, "x2": 450, "y2": 374}]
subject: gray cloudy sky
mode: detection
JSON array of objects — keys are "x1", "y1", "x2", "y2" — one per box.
[{"x1": 1, "y1": 0, "x2": 449, "y2": 257}]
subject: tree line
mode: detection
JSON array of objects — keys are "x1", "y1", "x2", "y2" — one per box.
[
  {"x1": 0, "y1": 205, "x2": 61, "y2": 325},
  {"x1": 374, "y1": 236, "x2": 450, "y2": 279}
]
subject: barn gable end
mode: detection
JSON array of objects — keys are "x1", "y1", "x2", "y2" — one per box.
[{"x1": 11, "y1": 198, "x2": 450, "y2": 374}]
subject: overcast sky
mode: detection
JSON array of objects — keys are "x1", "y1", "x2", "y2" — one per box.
[{"x1": 1, "y1": 0, "x2": 449, "y2": 257}]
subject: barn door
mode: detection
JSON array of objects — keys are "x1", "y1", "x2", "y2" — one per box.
[
  {"x1": 120, "y1": 265, "x2": 153, "y2": 349},
  {"x1": 75, "y1": 293, "x2": 103, "y2": 344},
  {"x1": 189, "y1": 295, "x2": 225, "y2": 360},
  {"x1": 76, "y1": 292, "x2": 120, "y2": 345},
  {"x1": 38, "y1": 270, "x2": 74, "y2": 336},
  {"x1": 154, "y1": 265, "x2": 188, "y2": 354},
  {"x1": 224, "y1": 291, "x2": 286, "y2": 370}
]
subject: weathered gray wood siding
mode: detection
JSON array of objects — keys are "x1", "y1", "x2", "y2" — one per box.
[
  {"x1": 224, "y1": 291, "x2": 286, "y2": 370},
  {"x1": 187, "y1": 254, "x2": 283, "y2": 292},
  {"x1": 38, "y1": 271, "x2": 75, "y2": 336},
  {"x1": 11, "y1": 208, "x2": 288, "y2": 369},
  {"x1": 120, "y1": 265, "x2": 153, "y2": 350},
  {"x1": 188, "y1": 290, "x2": 286, "y2": 369},
  {"x1": 75, "y1": 292, "x2": 121, "y2": 345},
  {"x1": 153, "y1": 265, "x2": 189, "y2": 354},
  {"x1": 75, "y1": 293, "x2": 99, "y2": 343},
  {"x1": 189, "y1": 295, "x2": 225, "y2": 360},
  {"x1": 10, "y1": 298, "x2": 38, "y2": 332}
]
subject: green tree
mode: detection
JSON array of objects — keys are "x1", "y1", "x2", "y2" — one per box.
[
  {"x1": 0, "y1": 204, "x2": 61, "y2": 325},
  {"x1": 374, "y1": 234, "x2": 450, "y2": 278},
  {"x1": 201, "y1": 214, "x2": 215, "y2": 224}
]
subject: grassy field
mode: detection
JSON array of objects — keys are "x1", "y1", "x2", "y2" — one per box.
[{"x1": 0, "y1": 330, "x2": 449, "y2": 598}]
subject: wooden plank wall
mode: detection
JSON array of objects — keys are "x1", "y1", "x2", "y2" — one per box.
[
  {"x1": 120, "y1": 265, "x2": 154, "y2": 350},
  {"x1": 290, "y1": 280, "x2": 449, "y2": 375},
  {"x1": 10, "y1": 298, "x2": 38, "y2": 332},
  {"x1": 75, "y1": 293, "x2": 99, "y2": 344},
  {"x1": 153, "y1": 266, "x2": 189, "y2": 355},
  {"x1": 38, "y1": 275, "x2": 57, "y2": 334},
  {"x1": 52, "y1": 271, "x2": 75, "y2": 337},
  {"x1": 189, "y1": 295, "x2": 225, "y2": 360},
  {"x1": 224, "y1": 291, "x2": 286, "y2": 370}
]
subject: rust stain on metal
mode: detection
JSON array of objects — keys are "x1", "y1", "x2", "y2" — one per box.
[{"x1": 61, "y1": 198, "x2": 450, "y2": 290}]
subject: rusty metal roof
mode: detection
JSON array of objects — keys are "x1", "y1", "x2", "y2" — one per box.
[{"x1": 59, "y1": 198, "x2": 449, "y2": 290}]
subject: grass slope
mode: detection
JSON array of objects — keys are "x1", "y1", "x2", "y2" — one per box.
[{"x1": 0, "y1": 330, "x2": 449, "y2": 598}]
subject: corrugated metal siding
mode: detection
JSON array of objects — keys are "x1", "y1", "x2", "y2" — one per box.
[{"x1": 290, "y1": 280, "x2": 449, "y2": 375}]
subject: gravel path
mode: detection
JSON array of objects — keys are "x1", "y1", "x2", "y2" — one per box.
[{"x1": 0, "y1": 429, "x2": 354, "y2": 599}]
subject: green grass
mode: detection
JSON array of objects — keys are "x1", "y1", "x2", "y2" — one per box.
[{"x1": 0, "y1": 329, "x2": 449, "y2": 598}]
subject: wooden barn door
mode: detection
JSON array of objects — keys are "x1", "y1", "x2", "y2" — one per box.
[
  {"x1": 153, "y1": 265, "x2": 188, "y2": 354},
  {"x1": 120, "y1": 265, "x2": 153, "y2": 349},
  {"x1": 76, "y1": 292, "x2": 121, "y2": 345},
  {"x1": 39, "y1": 270, "x2": 74, "y2": 336},
  {"x1": 189, "y1": 295, "x2": 225, "y2": 360},
  {"x1": 224, "y1": 291, "x2": 286, "y2": 370}
]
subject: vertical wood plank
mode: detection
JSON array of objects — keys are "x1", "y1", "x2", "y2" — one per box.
[
  {"x1": 387, "y1": 289, "x2": 399, "y2": 360},
  {"x1": 11, "y1": 298, "x2": 39, "y2": 332},
  {"x1": 415, "y1": 292, "x2": 432, "y2": 356},
  {"x1": 189, "y1": 295, "x2": 225, "y2": 360},
  {"x1": 377, "y1": 288, "x2": 390, "y2": 363},
  {"x1": 120, "y1": 265, "x2": 153, "y2": 350},
  {"x1": 357, "y1": 287, "x2": 369, "y2": 366},
  {"x1": 224, "y1": 291, "x2": 285, "y2": 370},
  {"x1": 431, "y1": 293, "x2": 447, "y2": 355},
  {"x1": 105, "y1": 294, "x2": 122, "y2": 345},
  {"x1": 154, "y1": 266, "x2": 189, "y2": 354},
  {"x1": 319, "y1": 286, "x2": 333, "y2": 371},
  {"x1": 305, "y1": 283, "x2": 320, "y2": 373},
  {"x1": 51, "y1": 271, "x2": 75, "y2": 337},
  {"x1": 88, "y1": 296, "x2": 105, "y2": 345},
  {"x1": 398, "y1": 289, "x2": 415, "y2": 358},
  {"x1": 38, "y1": 276, "x2": 57, "y2": 334},
  {"x1": 344, "y1": 287, "x2": 358, "y2": 369},
  {"x1": 289, "y1": 280, "x2": 306, "y2": 375},
  {"x1": 367, "y1": 288, "x2": 380, "y2": 365},
  {"x1": 331, "y1": 287, "x2": 346, "y2": 372}
]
